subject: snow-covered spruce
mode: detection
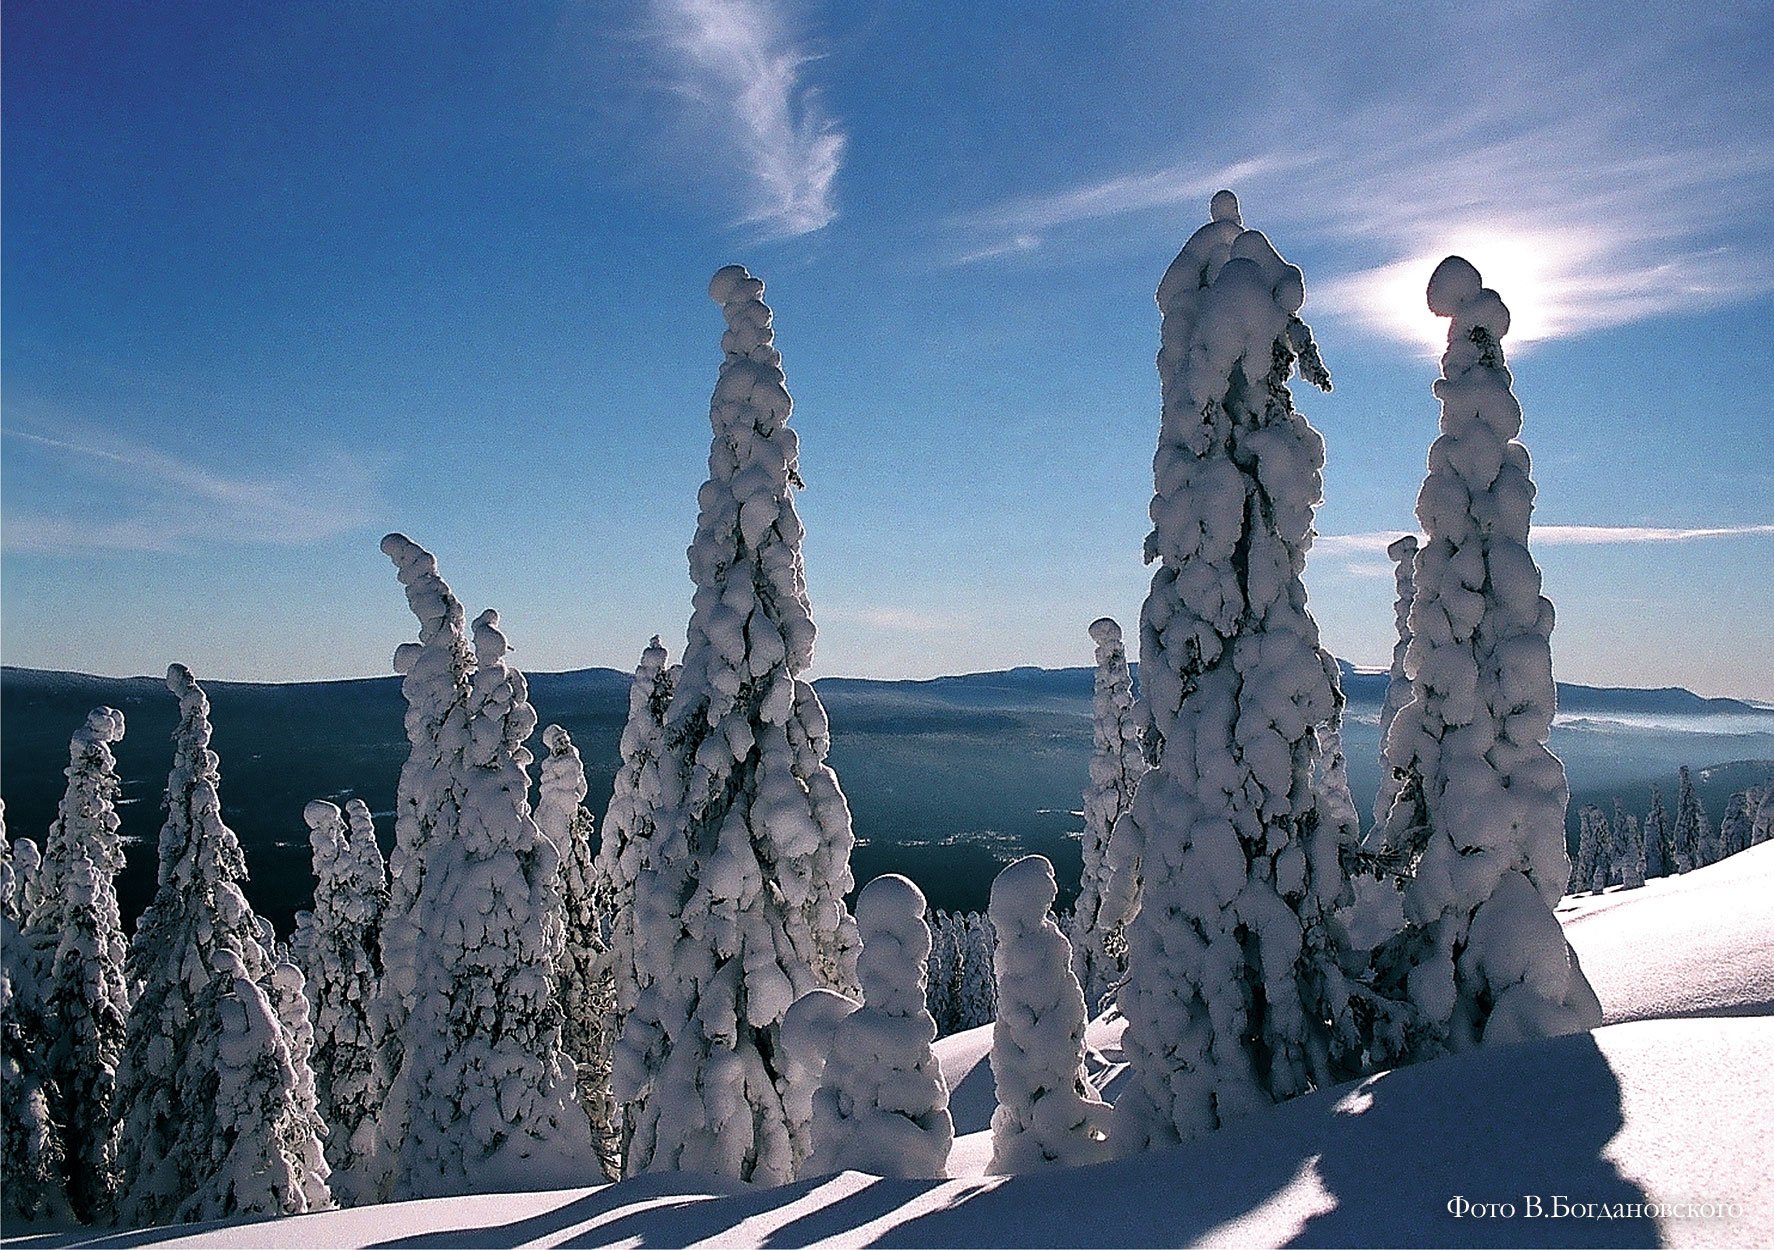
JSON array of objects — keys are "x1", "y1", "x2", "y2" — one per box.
[
  {"x1": 1368, "y1": 257, "x2": 1601, "y2": 1062},
  {"x1": 1112, "y1": 191, "x2": 1361, "y2": 1151},
  {"x1": 780, "y1": 987, "x2": 859, "y2": 1171},
  {"x1": 1574, "y1": 806, "x2": 1609, "y2": 893},
  {"x1": 615, "y1": 267, "x2": 861, "y2": 1185},
  {"x1": 536, "y1": 724, "x2": 620, "y2": 1179},
  {"x1": 2, "y1": 825, "x2": 71, "y2": 1224},
  {"x1": 292, "y1": 799, "x2": 386, "y2": 1201},
  {"x1": 1752, "y1": 783, "x2": 1774, "y2": 846},
  {"x1": 1069, "y1": 618, "x2": 1147, "y2": 1013},
  {"x1": 1613, "y1": 800, "x2": 1646, "y2": 890},
  {"x1": 1374, "y1": 534, "x2": 1421, "y2": 831},
  {"x1": 956, "y1": 912, "x2": 997, "y2": 1030},
  {"x1": 376, "y1": 535, "x2": 593, "y2": 1200},
  {"x1": 1645, "y1": 785, "x2": 1674, "y2": 878},
  {"x1": 21, "y1": 707, "x2": 130, "y2": 1221},
  {"x1": 270, "y1": 961, "x2": 334, "y2": 1212},
  {"x1": 597, "y1": 638, "x2": 677, "y2": 1031},
  {"x1": 12, "y1": 832, "x2": 44, "y2": 925},
  {"x1": 988, "y1": 856, "x2": 1110, "y2": 1173},
  {"x1": 807, "y1": 875, "x2": 952, "y2": 1179},
  {"x1": 925, "y1": 910, "x2": 963, "y2": 1035},
  {"x1": 1672, "y1": 766, "x2": 1709, "y2": 873},
  {"x1": 115, "y1": 665, "x2": 328, "y2": 1226}
]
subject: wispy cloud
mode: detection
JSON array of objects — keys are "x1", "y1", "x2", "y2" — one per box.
[
  {"x1": 948, "y1": 21, "x2": 1774, "y2": 346},
  {"x1": 4, "y1": 426, "x2": 383, "y2": 555},
  {"x1": 1316, "y1": 523, "x2": 1774, "y2": 565},
  {"x1": 641, "y1": 0, "x2": 844, "y2": 239}
]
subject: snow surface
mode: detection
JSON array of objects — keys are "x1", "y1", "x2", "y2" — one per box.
[{"x1": 39, "y1": 838, "x2": 1772, "y2": 1249}]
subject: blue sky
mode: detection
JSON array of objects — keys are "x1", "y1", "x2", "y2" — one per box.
[{"x1": 4, "y1": 0, "x2": 1772, "y2": 699}]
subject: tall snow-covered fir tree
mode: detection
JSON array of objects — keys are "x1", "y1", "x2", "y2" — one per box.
[
  {"x1": 22, "y1": 707, "x2": 130, "y2": 1222},
  {"x1": 614, "y1": 266, "x2": 861, "y2": 1185},
  {"x1": 1613, "y1": 799, "x2": 1646, "y2": 889},
  {"x1": 1645, "y1": 784, "x2": 1674, "y2": 878},
  {"x1": 1751, "y1": 783, "x2": 1774, "y2": 846},
  {"x1": 2, "y1": 823, "x2": 71, "y2": 1225},
  {"x1": 269, "y1": 961, "x2": 334, "y2": 1212},
  {"x1": 1112, "y1": 191, "x2": 1361, "y2": 1152},
  {"x1": 292, "y1": 799, "x2": 386, "y2": 1200},
  {"x1": 956, "y1": 913, "x2": 998, "y2": 1030},
  {"x1": 1069, "y1": 617, "x2": 1147, "y2": 1012},
  {"x1": 1367, "y1": 258, "x2": 1600, "y2": 1063},
  {"x1": 536, "y1": 724, "x2": 619, "y2": 1178},
  {"x1": 375, "y1": 535, "x2": 593, "y2": 1199},
  {"x1": 114, "y1": 665, "x2": 329, "y2": 1226},
  {"x1": 1374, "y1": 535, "x2": 1421, "y2": 831},
  {"x1": 1572, "y1": 805, "x2": 1607, "y2": 894},
  {"x1": 988, "y1": 856, "x2": 1110, "y2": 1173},
  {"x1": 1672, "y1": 766, "x2": 1707, "y2": 873},
  {"x1": 806, "y1": 874, "x2": 952, "y2": 1180}
]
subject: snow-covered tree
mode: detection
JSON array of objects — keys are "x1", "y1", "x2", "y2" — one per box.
[
  {"x1": 780, "y1": 987, "x2": 859, "y2": 1175},
  {"x1": 1112, "y1": 191, "x2": 1362, "y2": 1152},
  {"x1": 536, "y1": 724, "x2": 619, "y2": 1179},
  {"x1": 1645, "y1": 785, "x2": 1674, "y2": 878},
  {"x1": 13, "y1": 835, "x2": 44, "y2": 926},
  {"x1": 924, "y1": 910, "x2": 965, "y2": 1035},
  {"x1": 1572, "y1": 806, "x2": 1608, "y2": 893},
  {"x1": 21, "y1": 707, "x2": 130, "y2": 1222},
  {"x1": 1751, "y1": 783, "x2": 1774, "y2": 846},
  {"x1": 1613, "y1": 800, "x2": 1645, "y2": 890},
  {"x1": 115, "y1": 665, "x2": 328, "y2": 1225},
  {"x1": 614, "y1": 266, "x2": 861, "y2": 1185},
  {"x1": 292, "y1": 799, "x2": 385, "y2": 1200},
  {"x1": 270, "y1": 961, "x2": 334, "y2": 1212},
  {"x1": 1375, "y1": 534, "x2": 1421, "y2": 830},
  {"x1": 988, "y1": 856, "x2": 1110, "y2": 1173},
  {"x1": 2, "y1": 825, "x2": 71, "y2": 1225},
  {"x1": 597, "y1": 638, "x2": 677, "y2": 1033},
  {"x1": 1718, "y1": 787, "x2": 1761, "y2": 859},
  {"x1": 1672, "y1": 766, "x2": 1708, "y2": 873},
  {"x1": 375, "y1": 536, "x2": 593, "y2": 1199},
  {"x1": 807, "y1": 875, "x2": 951, "y2": 1179},
  {"x1": 1069, "y1": 617, "x2": 1147, "y2": 1013},
  {"x1": 956, "y1": 912, "x2": 997, "y2": 1030},
  {"x1": 1367, "y1": 257, "x2": 1600, "y2": 1064}
]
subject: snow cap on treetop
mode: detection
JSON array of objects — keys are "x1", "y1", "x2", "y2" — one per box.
[
  {"x1": 709, "y1": 263, "x2": 765, "y2": 307},
  {"x1": 1387, "y1": 534, "x2": 1420, "y2": 561},
  {"x1": 76, "y1": 705, "x2": 125, "y2": 746},
  {"x1": 166, "y1": 662, "x2": 197, "y2": 697},
  {"x1": 1087, "y1": 617, "x2": 1121, "y2": 646},
  {"x1": 381, "y1": 532, "x2": 464, "y2": 650},
  {"x1": 1209, "y1": 189, "x2": 1241, "y2": 223},
  {"x1": 303, "y1": 799, "x2": 341, "y2": 829},
  {"x1": 542, "y1": 723, "x2": 572, "y2": 753},
  {"x1": 991, "y1": 853, "x2": 1058, "y2": 919},
  {"x1": 1427, "y1": 255, "x2": 1511, "y2": 338},
  {"x1": 472, "y1": 608, "x2": 509, "y2": 665},
  {"x1": 855, "y1": 873, "x2": 926, "y2": 932}
]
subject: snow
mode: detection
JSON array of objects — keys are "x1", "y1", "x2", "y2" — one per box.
[{"x1": 47, "y1": 838, "x2": 1774, "y2": 1248}]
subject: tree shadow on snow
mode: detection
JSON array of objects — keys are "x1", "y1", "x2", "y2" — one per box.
[
  {"x1": 883, "y1": 1031, "x2": 1656, "y2": 1248},
  {"x1": 365, "y1": 1175, "x2": 732, "y2": 1250}
]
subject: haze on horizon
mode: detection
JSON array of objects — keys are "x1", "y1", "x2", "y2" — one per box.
[{"x1": 3, "y1": 1, "x2": 1771, "y2": 700}]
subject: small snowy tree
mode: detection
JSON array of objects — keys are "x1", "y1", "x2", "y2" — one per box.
[
  {"x1": 1573, "y1": 806, "x2": 1608, "y2": 892},
  {"x1": 1367, "y1": 257, "x2": 1600, "y2": 1063},
  {"x1": 615, "y1": 267, "x2": 861, "y2": 1185},
  {"x1": 375, "y1": 536, "x2": 593, "y2": 1199},
  {"x1": 1070, "y1": 617, "x2": 1147, "y2": 1012},
  {"x1": 292, "y1": 799, "x2": 385, "y2": 1200},
  {"x1": 1751, "y1": 783, "x2": 1774, "y2": 846},
  {"x1": 1374, "y1": 534, "x2": 1421, "y2": 831},
  {"x1": 269, "y1": 961, "x2": 334, "y2": 1212},
  {"x1": 780, "y1": 987, "x2": 859, "y2": 1175},
  {"x1": 988, "y1": 856, "x2": 1110, "y2": 1173},
  {"x1": 1113, "y1": 191, "x2": 1362, "y2": 1152},
  {"x1": 1645, "y1": 785, "x2": 1674, "y2": 878},
  {"x1": 1613, "y1": 800, "x2": 1645, "y2": 890},
  {"x1": 2, "y1": 827, "x2": 71, "y2": 1225},
  {"x1": 1717, "y1": 788, "x2": 1758, "y2": 859},
  {"x1": 22, "y1": 707, "x2": 130, "y2": 1222},
  {"x1": 956, "y1": 912, "x2": 997, "y2": 1029},
  {"x1": 115, "y1": 665, "x2": 328, "y2": 1225},
  {"x1": 12, "y1": 834, "x2": 44, "y2": 926},
  {"x1": 1672, "y1": 766, "x2": 1707, "y2": 873},
  {"x1": 807, "y1": 875, "x2": 952, "y2": 1180},
  {"x1": 536, "y1": 724, "x2": 619, "y2": 1179},
  {"x1": 924, "y1": 911, "x2": 962, "y2": 1035}
]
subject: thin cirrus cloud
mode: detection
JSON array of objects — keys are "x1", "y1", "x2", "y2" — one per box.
[
  {"x1": 949, "y1": 36, "x2": 1774, "y2": 349},
  {"x1": 3, "y1": 426, "x2": 383, "y2": 556},
  {"x1": 640, "y1": 0, "x2": 844, "y2": 239},
  {"x1": 1315, "y1": 524, "x2": 1774, "y2": 568}
]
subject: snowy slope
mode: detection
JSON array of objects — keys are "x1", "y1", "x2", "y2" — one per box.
[{"x1": 13, "y1": 848, "x2": 1772, "y2": 1250}]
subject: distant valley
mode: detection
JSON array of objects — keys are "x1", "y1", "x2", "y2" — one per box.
[{"x1": 3, "y1": 663, "x2": 1769, "y2": 933}]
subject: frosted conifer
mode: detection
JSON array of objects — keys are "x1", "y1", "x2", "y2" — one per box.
[
  {"x1": 1613, "y1": 800, "x2": 1646, "y2": 889},
  {"x1": 376, "y1": 535, "x2": 593, "y2": 1199},
  {"x1": 1113, "y1": 192, "x2": 1360, "y2": 1152},
  {"x1": 22, "y1": 708, "x2": 130, "y2": 1222},
  {"x1": 924, "y1": 911, "x2": 960, "y2": 1035},
  {"x1": 270, "y1": 961, "x2": 334, "y2": 1212},
  {"x1": 1672, "y1": 766, "x2": 1707, "y2": 873},
  {"x1": 292, "y1": 799, "x2": 385, "y2": 1200},
  {"x1": 115, "y1": 665, "x2": 299, "y2": 1226},
  {"x1": 1375, "y1": 535, "x2": 1422, "y2": 831},
  {"x1": 1070, "y1": 618, "x2": 1147, "y2": 1012},
  {"x1": 988, "y1": 856, "x2": 1110, "y2": 1172},
  {"x1": 537, "y1": 724, "x2": 620, "y2": 1179},
  {"x1": 956, "y1": 913, "x2": 997, "y2": 1029},
  {"x1": 1572, "y1": 806, "x2": 1606, "y2": 893},
  {"x1": 780, "y1": 987, "x2": 859, "y2": 1173},
  {"x1": 1718, "y1": 789, "x2": 1757, "y2": 859},
  {"x1": 614, "y1": 267, "x2": 860, "y2": 1184},
  {"x1": 13, "y1": 835, "x2": 44, "y2": 926},
  {"x1": 1751, "y1": 784, "x2": 1774, "y2": 846},
  {"x1": 2, "y1": 827, "x2": 71, "y2": 1224},
  {"x1": 1645, "y1": 785, "x2": 1675, "y2": 878},
  {"x1": 807, "y1": 875, "x2": 951, "y2": 1179},
  {"x1": 1367, "y1": 258, "x2": 1600, "y2": 1063}
]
